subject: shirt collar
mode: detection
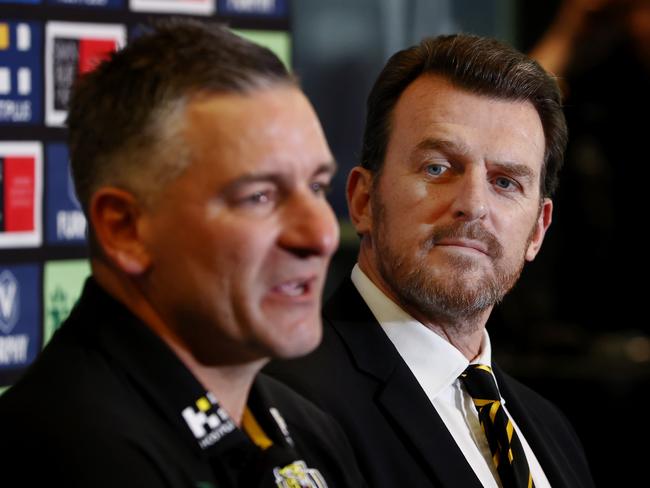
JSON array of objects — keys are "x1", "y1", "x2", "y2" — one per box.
[{"x1": 351, "y1": 264, "x2": 493, "y2": 399}]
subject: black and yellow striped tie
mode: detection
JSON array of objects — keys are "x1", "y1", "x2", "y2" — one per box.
[{"x1": 460, "y1": 364, "x2": 534, "y2": 488}]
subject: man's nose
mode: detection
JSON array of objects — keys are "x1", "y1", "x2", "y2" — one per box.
[
  {"x1": 279, "y1": 191, "x2": 340, "y2": 258},
  {"x1": 449, "y1": 170, "x2": 489, "y2": 222}
]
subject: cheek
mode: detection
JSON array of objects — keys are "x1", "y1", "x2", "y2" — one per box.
[
  {"x1": 413, "y1": 184, "x2": 455, "y2": 225},
  {"x1": 500, "y1": 212, "x2": 541, "y2": 259},
  {"x1": 217, "y1": 227, "x2": 277, "y2": 280},
  {"x1": 378, "y1": 182, "x2": 440, "y2": 228},
  {"x1": 200, "y1": 214, "x2": 258, "y2": 258}
]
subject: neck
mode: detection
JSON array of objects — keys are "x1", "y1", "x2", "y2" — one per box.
[
  {"x1": 91, "y1": 258, "x2": 266, "y2": 425},
  {"x1": 415, "y1": 309, "x2": 489, "y2": 362},
  {"x1": 170, "y1": 345, "x2": 267, "y2": 425},
  {"x1": 357, "y1": 250, "x2": 491, "y2": 361}
]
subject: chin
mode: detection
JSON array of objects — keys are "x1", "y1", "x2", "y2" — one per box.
[{"x1": 269, "y1": 322, "x2": 322, "y2": 360}]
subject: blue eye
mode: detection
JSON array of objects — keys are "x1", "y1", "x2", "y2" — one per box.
[
  {"x1": 494, "y1": 177, "x2": 515, "y2": 190},
  {"x1": 425, "y1": 164, "x2": 448, "y2": 176}
]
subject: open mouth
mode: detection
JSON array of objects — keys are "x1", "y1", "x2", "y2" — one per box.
[{"x1": 273, "y1": 279, "x2": 312, "y2": 297}]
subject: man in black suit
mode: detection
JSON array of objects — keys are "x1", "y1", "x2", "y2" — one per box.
[{"x1": 267, "y1": 34, "x2": 595, "y2": 488}]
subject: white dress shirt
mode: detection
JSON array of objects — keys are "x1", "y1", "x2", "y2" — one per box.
[{"x1": 351, "y1": 264, "x2": 551, "y2": 488}]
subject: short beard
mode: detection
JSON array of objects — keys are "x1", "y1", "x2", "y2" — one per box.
[
  {"x1": 377, "y1": 245, "x2": 523, "y2": 327},
  {"x1": 372, "y1": 197, "x2": 534, "y2": 329}
]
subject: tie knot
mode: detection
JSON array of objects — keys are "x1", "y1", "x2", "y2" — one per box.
[{"x1": 459, "y1": 364, "x2": 500, "y2": 402}]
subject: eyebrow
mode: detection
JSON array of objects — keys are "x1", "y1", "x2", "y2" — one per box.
[
  {"x1": 223, "y1": 160, "x2": 338, "y2": 191},
  {"x1": 489, "y1": 161, "x2": 535, "y2": 181},
  {"x1": 412, "y1": 138, "x2": 472, "y2": 158},
  {"x1": 413, "y1": 138, "x2": 537, "y2": 181},
  {"x1": 317, "y1": 160, "x2": 338, "y2": 176}
]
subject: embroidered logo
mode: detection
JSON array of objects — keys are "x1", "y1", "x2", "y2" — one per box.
[
  {"x1": 269, "y1": 406, "x2": 294, "y2": 447},
  {"x1": 181, "y1": 392, "x2": 235, "y2": 449},
  {"x1": 273, "y1": 460, "x2": 328, "y2": 488}
]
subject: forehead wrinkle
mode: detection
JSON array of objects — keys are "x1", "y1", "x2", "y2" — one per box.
[
  {"x1": 412, "y1": 138, "x2": 472, "y2": 159},
  {"x1": 221, "y1": 159, "x2": 338, "y2": 193},
  {"x1": 221, "y1": 172, "x2": 284, "y2": 194}
]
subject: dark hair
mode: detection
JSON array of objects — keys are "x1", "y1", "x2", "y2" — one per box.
[
  {"x1": 360, "y1": 34, "x2": 567, "y2": 197},
  {"x1": 67, "y1": 18, "x2": 294, "y2": 213}
]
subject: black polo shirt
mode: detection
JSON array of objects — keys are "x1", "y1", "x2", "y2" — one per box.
[{"x1": 0, "y1": 279, "x2": 366, "y2": 487}]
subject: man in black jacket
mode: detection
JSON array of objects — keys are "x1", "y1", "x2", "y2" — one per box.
[
  {"x1": 267, "y1": 34, "x2": 595, "y2": 488},
  {"x1": 0, "y1": 20, "x2": 365, "y2": 488}
]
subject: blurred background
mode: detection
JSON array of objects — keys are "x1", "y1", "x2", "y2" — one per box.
[{"x1": 1, "y1": 0, "x2": 648, "y2": 484}]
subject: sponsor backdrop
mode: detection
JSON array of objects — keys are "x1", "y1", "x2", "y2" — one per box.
[{"x1": 0, "y1": 0, "x2": 291, "y2": 390}]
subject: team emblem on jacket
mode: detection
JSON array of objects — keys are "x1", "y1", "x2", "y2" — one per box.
[{"x1": 273, "y1": 460, "x2": 327, "y2": 488}]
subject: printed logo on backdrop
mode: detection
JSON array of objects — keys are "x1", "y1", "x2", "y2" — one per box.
[
  {"x1": 47, "y1": 0, "x2": 123, "y2": 8},
  {"x1": 43, "y1": 259, "x2": 90, "y2": 344},
  {"x1": 45, "y1": 22, "x2": 126, "y2": 127},
  {"x1": 46, "y1": 143, "x2": 86, "y2": 245},
  {"x1": 0, "y1": 270, "x2": 19, "y2": 334},
  {"x1": 0, "y1": 141, "x2": 43, "y2": 248},
  {"x1": 0, "y1": 265, "x2": 40, "y2": 373},
  {"x1": 0, "y1": 21, "x2": 43, "y2": 124},
  {"x1": 130, "y1": 0, "x2": 214, "y2": 15},
  {"x1": 0, "y1": 0, "x2": 41, "y2": 5},
  {"x1": 217, "y1": 0, "x2": 287, "y2": 17}
]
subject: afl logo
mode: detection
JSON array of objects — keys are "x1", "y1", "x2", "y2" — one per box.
[{"x1": 0, "y1": 270, "x2": 19, "y2": 334}]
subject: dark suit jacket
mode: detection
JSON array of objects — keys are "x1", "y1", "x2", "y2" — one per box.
[
  {"x1": 266, "y1": 278, "x2": 595, "y2": 488},
  {"x1": 0, "y1": 278, "x2": 367, "y2": 488}
]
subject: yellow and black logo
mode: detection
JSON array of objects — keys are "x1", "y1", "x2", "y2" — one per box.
[{"x1": 273, "y1": 460, "x2": 327, "y2": 488}]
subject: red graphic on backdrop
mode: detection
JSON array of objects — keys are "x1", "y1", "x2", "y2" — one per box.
[
  {"x1": 77, "y1": 39, "x2": 117, "y2": 74},
  {"x1": 3, "y1": 157, "x2": 35, "y2": 232}
]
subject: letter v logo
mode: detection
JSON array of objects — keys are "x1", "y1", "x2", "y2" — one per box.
[{"x1": 0, "y1": 270, "x2": 19, "y2": 334}]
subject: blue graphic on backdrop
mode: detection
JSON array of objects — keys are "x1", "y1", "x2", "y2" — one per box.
[
  {"x1": 0, "y1": 0, "x2": 41, "y2": 4},
  {"x1": 46, "y1": 143, "x2": 87, "y2": 245},
  {"x1": 217, "y1": 0, "x2": 287, "y2": 17},
  {"x1": 47, "y1": 0, "x2": 123, "y2": 8},
  {"x1": 0, "y1": 21, "x2": 43, "y2": 124},
  {"x1": 0, "y1": 265, "x2": 40, "y2": 372}
]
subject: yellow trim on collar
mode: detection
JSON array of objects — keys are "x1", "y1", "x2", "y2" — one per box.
[{"x1": 242, "y1": 407, "x2": 273, "y2": 450}]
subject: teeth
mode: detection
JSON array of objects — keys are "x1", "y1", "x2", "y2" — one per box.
[{"x1": 277, "y1": 281, "x2": 306, "y2": 296}]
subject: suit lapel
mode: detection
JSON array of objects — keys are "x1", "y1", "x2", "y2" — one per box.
[
  {"x1": 324, "y1": 279, "x2": 483, "y2": 488},
  {"x1": 378, "y1": 367, "x2": 484, "y2": 488}
]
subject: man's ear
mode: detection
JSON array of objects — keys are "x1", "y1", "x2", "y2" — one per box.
[
  {"x1": 525, "y1": 198, "x2": 553, "y2": 261},
  {"x1": 347, "y1": 166, "x2": 375, "y2": 236},
  {"x1": 89, "y1": 187, "x2": 152, "y2": 275}
]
